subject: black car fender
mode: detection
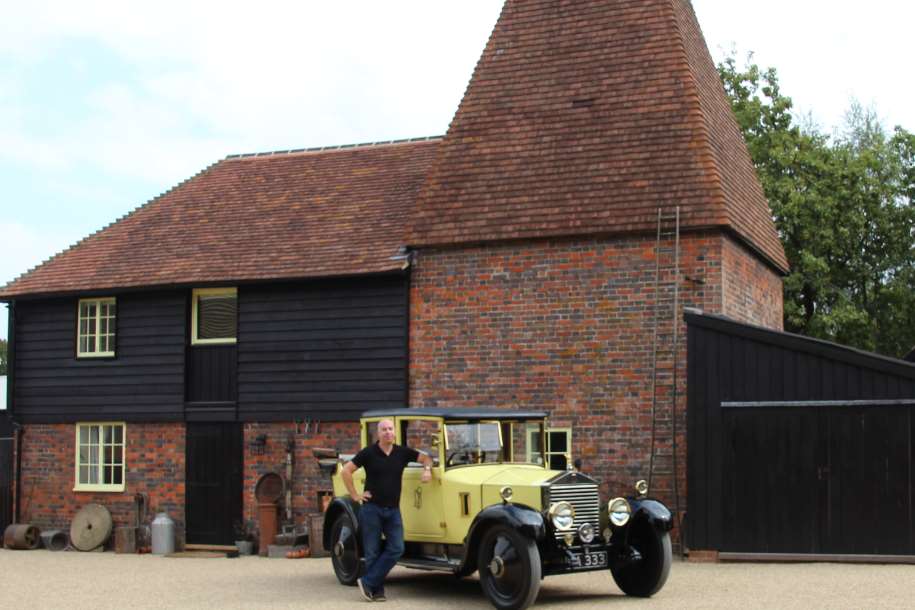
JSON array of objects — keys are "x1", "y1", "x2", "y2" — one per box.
[
  {"x1": 628, "y1": 498, "x2": 674, "y2": 532},
  {"x1": 459, "y1": 503, "x2": 546, "y2": 576},
  {"x1": 323, "y1": 497, "x2": 362, "y2": 552}
]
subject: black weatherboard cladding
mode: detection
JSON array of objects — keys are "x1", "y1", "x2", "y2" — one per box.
[
  {"x1": 237, "y1": 275, "x2": 408, "y2": 421},
  {"x1": 686, "y1": 312, "x2": 915, "y2": 555},
  {"x1": 186, "y1": 345, "x2": 237, "y2": 404},
  {"x1": 8, "y1": 275, "x2": 407, "y2": 423},
  {"x1": 12, "y1": 292, "x2": 186, "y2": 423}
]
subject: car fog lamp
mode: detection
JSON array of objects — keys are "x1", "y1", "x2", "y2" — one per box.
[
  {"x1": 500, "y1": 486, "x2": 513, "y2": 502},
  {"x1": 608, "y1": 497, "x2": 631, "y2": 527},
  {"x1": 635, "y1": 479, "x2": 649, "y2": 497},
  {"x1": 577, "y1": 522, "x2": 596, "y2": 544},
  {"x1": 549, "y1": 501, "x2": 575, "y2": 530}
]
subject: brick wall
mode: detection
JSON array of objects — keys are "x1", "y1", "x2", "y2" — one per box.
[
  {"x1": 11, "y1": 230, "x2": 783, "y2": 548},
  {"x1": 241, "y1": 421, "x2": 358, "y2": 536},
  {"x1": 410, "y1": 231, "x2": 783, "y2": 528},
  {"x1": 17, "y1": 421, "x2": 362, "y2": 545},
  {"x1": 722, "y1": 235, "x2": 784, "y2": 329},
  {"x1": 18, "y1": 423, "x2": 185, "y2": 545}
]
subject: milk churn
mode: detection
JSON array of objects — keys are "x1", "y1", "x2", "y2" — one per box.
[{"x1": 150, "y1": 512, "x2": 175, "y2": 555}]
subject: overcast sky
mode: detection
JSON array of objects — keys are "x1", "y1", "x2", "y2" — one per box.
[{"x1": 2, "y1": 0, "x2": 913, "y2": 340}]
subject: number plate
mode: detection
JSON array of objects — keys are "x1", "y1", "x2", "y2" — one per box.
[{"x1": 569, "y1": 548, "x2": 608, "y2": 570}]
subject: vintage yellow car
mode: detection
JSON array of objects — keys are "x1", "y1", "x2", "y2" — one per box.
[{"x1": 319, "y1": 408, "x2": 672, "y2": 610}]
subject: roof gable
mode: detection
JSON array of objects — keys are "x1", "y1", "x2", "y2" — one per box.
[
  {"x1": 409, "y1": 0, "x2": 788, "y2": 273},
  {"x1": 0, "y1": 139, "x2": 440, "y2": 299}
]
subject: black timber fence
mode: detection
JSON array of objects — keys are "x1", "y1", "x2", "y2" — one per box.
[{"x1": 686, "y1": 311, "x2": 915, "y2": 558}]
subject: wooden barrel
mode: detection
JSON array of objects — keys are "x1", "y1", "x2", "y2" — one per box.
[{"x1": 3, "y1": 524, "x2": 41, "y2": 550}]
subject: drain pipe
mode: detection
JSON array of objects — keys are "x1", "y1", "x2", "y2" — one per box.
[
  {"x1": 13, "y1": 422, "x2": 22, "y2": 524},
  {"x1": 285, "y1": 435, "x2": 294, "y2": 523},
  {"x1": 7, "y1": 301, "x2": 23, "y2": 524}
]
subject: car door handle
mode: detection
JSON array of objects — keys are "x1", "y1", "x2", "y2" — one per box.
[{"x1": 414, "y1": 487, "x2": 422, "y2": 509}]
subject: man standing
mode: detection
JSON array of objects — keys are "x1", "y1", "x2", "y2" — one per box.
[{"x1": 341, "y1": 418, "x2": 433, "y2": 602}]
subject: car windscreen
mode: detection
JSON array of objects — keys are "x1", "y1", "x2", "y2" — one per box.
[{"x1": 444, "y1": 420, "x2": 545, "y2": 466}]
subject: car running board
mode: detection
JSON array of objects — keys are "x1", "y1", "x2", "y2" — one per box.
[{"x1": 397, "y1": 557, "x2": 462, "y2": 573}]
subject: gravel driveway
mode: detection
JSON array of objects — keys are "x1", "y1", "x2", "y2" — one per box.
[{"x1": 2, "y1": 549, "x2": 914, "y2": 609}]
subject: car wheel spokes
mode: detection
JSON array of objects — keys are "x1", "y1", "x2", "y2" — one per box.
[
  {"x1": 478, "y1": 524, "x2": 541, "y2": 610},
  {"x1": 339, "y1": 525, "x2": 358, "y2": 574},
  {"x1": 490, "y1": 535, "x2": 524, "y2": 596},
  {"x1": 493, "y1": 536, "x2": 510, "y2": 559},
  {"x1": 331, "y1": 515, "x2": 362, "y2": 585}
]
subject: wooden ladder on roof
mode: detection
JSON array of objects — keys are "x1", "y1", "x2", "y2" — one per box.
[{"x1": 647, "y1": 207, "x2": 683, "y2": 536}]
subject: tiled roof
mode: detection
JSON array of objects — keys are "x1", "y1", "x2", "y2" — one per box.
[
  {"x1": 409, "y1": 0, "x2": 788, "y2": 273},
  {"x1": 0, "y1": 138, "x2": 441, "y2": 298},
  {"x1": 2, "y1": 0, "x2": 788, "y2": 300}
]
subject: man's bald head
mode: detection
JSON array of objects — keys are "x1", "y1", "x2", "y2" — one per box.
[{"x1": 376, "y1": 418, "x2": 396, "y2": 447}]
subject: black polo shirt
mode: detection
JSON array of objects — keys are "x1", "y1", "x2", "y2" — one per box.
[{"x1": 352, "y1": 443, "x2": 420, "y2": 508}]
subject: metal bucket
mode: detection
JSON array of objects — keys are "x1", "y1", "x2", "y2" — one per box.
[
  {"x1": 40, "y1": 529, "x2": 69, "y2": 551},
  {"x1": 3, "y1": 524, "x2": 41, "y2": 550}
]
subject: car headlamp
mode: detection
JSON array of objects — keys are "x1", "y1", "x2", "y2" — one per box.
[
  {"x1": 549, "y1": 501, "x2": 575, "y2": 530},
  {"x1": 608, "y1": 497, "x2": 631, "y2": 527},
  {"x1": 577, "y1": 522, "x2": 596, "y2": 544}
]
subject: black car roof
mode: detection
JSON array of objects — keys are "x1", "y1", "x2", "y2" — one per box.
[{"x1": 361, "y1": 408, "x2": 549, "y2": 421}]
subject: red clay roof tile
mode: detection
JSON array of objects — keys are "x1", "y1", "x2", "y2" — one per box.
[
  {"x1": 3, "y1": 0, "x2": 788, "y2": 299},
  {"x1": 0, "y1": 139, "x2": 441, "y2": 298},
  {"x1": 408, "y1": 0, "x2": 788, "y2": 273}
]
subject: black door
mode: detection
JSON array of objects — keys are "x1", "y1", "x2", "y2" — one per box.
[
  {"x1": 0, "y1": 413, "x2": 13, "y2": 533},
  {"x1": 720, "y1": 407, "x2": 822, "y2": 553},
  {"x1": 719, "y1": 405, "x2": 915, "y2": 555},
  {"x1": 0, "y1": 438, "x2": 13, "y2": 533},
  {"x1": 186, "y1": 423, "x2": 242, "y2": 545}
]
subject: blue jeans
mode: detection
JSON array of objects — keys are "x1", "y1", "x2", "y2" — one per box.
[{"x1": 359, "y1": 502, "x2": 405, "y2": 593}]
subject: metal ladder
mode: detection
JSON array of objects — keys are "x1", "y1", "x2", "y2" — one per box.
[{"x1": 647, "y1": 207, "x2": 682, "y2": 536}]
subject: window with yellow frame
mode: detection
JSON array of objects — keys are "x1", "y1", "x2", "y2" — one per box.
[
  {"x1": 191, "y1": 288, "x2": 237, "y2": 345},
  {"x1": 77, "y1": 297, "x2": 116, "y2": 357},
  {"x1": 74, "y1": 422, "x2": 126, "y2": 492},
  {"x1": 526, "y1": 426, "x2": 571, "y2": 470}
]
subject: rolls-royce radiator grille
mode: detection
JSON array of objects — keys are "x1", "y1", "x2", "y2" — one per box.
[{"x1": 548, "y1": 483, "x2": 600, "y2": 539}]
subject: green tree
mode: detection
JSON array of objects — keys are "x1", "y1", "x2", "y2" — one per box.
[
  {"x1": 719, "y1": 55, "x2": 915, "y2": 356},
  {"x1": 0, "y1": 338, "x2": 7, "y2": 375}
]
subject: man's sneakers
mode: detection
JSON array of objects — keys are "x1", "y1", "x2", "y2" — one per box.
[
  {"x1": 357, "y1": 578, "x2": 374, "y2": 602},
  {"x1": 356, "y1": 578, "x2": 387, "y2": 603}
]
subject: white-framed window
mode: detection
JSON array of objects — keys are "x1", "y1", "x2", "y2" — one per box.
[
  {"x1": 526, "y1": 426, "x2": 572, "y2": 470},
  {"x1": 77, "y1": 298, "x2": 116, "y2": 357},
  {"x1": 191, "y1": 287, "x2": 237, "y2": 345},
  {"x1": 74, "y1": 422, "x2": 126, "y2": 492}
]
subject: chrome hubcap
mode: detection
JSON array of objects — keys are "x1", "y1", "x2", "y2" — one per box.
[{"x1": 489, "y1": 556, "x2": 505, "y2": 578}]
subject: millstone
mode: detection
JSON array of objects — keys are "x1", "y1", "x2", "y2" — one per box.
[{"x1": 70, "y1": 504, "x2": 113, "y2": 551}]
